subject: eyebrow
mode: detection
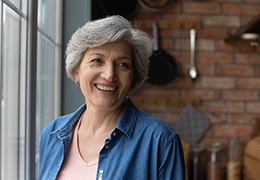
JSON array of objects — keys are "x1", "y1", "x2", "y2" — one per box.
[
  {"x1": 88, "y1": 52, "x2": 104, "y2": 57},
  {"x1": 88, "y1": 52, "x2": 132, "y2": 61}
]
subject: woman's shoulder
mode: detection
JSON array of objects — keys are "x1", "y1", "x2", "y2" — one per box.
[
  {"x1": 136, "y1": 110, "x2": 177, "y2": 136},
  {"x1": 40, "y1": 113, "x2": 73, "y2": 135},
  {"x1": 41, "y1": 104, "x2": 86, "y2": 134}
]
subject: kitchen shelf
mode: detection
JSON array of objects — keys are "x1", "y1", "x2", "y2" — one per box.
[{"x1": 225, "y1": 16, "x2": 260, "y2": 45}]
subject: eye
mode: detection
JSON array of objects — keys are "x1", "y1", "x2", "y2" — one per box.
[
  {"x1": 116, "y1": 61, "x2": 131, "y2": 70},
  {"x1": 91, "y1": 58, "x2": 103, "y2": 64}
]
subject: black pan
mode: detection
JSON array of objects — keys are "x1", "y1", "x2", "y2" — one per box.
[{"x1": 147, "y1": 22, "x2": 177, "y2": 85}]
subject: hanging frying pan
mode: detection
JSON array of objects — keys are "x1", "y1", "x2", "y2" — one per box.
[{"x1": 147, "y1": 22, "x2": 177, "y2": 85}]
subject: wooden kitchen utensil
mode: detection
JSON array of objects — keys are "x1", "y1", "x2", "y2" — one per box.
[{"x1": 243, "y1": 117, "x2": 260, "y2": 180}]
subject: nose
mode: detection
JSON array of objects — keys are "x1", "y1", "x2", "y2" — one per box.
[{"x1": 100, "y1": 63, "x2": 117, "y2": 81}]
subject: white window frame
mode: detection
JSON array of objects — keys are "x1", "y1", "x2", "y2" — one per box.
[{"x1": 0, "y1": 0, "x2": 62, "y2": 179}]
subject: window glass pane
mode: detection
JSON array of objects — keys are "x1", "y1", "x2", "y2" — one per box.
[
  {"x1": 35, "y1": 1, "x2": 62, "y2": 178},
  {"x1": 9, "y1": 0, "x2": 27, "y2": 14},
  {"x1": 35, "y1": 33, "x2": 56, "y2": 176},
  {"x1": 36, "y1": 33, "x2": 56, "y2": 129},
  {"x1": 38, "y1": 0, "x2": 60, "y2": 42},
  {"x1": 19, "y1": 16, "x2": 27, "y2": 179},
  {"x1": 1, "y1": 4, "x2": 24, "y2": 180},
  {"x1": 9, "y1": 0, "x2": 20, "y2": 9},
  {"x1": 21, "y1": 0, "x2": 27, "y2": 14}
]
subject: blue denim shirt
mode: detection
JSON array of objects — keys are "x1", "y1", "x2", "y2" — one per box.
[{"x1": 39, "y1": 97, "x2": 185, "y2": 180}]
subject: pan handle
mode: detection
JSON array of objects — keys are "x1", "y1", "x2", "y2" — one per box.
[{"x1": 152, "y1": 22, "x2": 159, "y2": 51}]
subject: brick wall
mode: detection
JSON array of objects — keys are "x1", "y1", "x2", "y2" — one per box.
[{"x1": 130, "y1": 1, "x2": 260, "y2": 148}]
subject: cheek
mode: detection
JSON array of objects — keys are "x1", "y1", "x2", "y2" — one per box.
[{"x1": 125, "y1": 72, "x2": 134, "y2": 89}]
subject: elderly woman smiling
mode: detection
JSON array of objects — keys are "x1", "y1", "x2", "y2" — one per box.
[{"x1": 39, "y1": 15, "x2": 185, "y2": 180}]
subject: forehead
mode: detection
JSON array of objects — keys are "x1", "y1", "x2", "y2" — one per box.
[{"x1": 86, "y1": 41, "x2": 133, "y2": 56}]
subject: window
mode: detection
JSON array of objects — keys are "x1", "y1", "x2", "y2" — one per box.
[
  {"x1": 36, "y1": 0, "x2": 62, "y2": 175},
  {"x1": 0, "y1": 2, "x2": 27, "y2": 179},
  {"x1": 0, "y1": 0, "x2": 62, "y2": 179}
]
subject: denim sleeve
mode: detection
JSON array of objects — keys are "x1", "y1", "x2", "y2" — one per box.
[
  {"x1": 158, "y1": 133, "x2": 186, "y2": 180},
  {"x1": 38, "y1": 122, "x2": 52, "y2": 176}
]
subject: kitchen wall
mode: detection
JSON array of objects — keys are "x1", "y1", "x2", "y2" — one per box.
[
  {"x1": 129, "y1": 1, "x2": 260, "y2": 148},
  {"x1": 62, "y1": 0, "x2": 90, "y2": 113}
]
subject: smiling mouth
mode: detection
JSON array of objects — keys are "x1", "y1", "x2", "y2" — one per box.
[{"x1": 95, "y1": 84, "x2": 118, "y2": 92}]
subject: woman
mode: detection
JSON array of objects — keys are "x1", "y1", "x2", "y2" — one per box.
[{"x1": 39, "y1": 15, "x2": 185, "y2": 180}]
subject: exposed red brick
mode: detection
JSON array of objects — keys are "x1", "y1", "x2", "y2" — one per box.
[
  {"x1": 207, "y1": 102, "x2": 245, "y2": 113},
  {"x1": 230, "y1": 114, "x2": 256, "y2": 125},
  {"x1": 206, "y1": 0, "x2": 240, "y2": 2},
  {"x1": 195, "y1": 63, "x2": 216, "y2": 76},
  {"x1": 139, "y1": 88, "x2": 180, "y2": 97},
  {"x1": 185, "y1": 89, "x2": 221, "y2": 101},
  {"x1": 171, "y1": 76, "x2": 193, "y2": 89},
  {"x1": 223, "y1": 4, "x2": 260, "y2": 16},
  {"x1": 236, "y1": 53, "x2": 260, "y2": 65},
  {"x1": 163, "y1": 2, "x2": 182, "y2": 13},
  {"x1": 172, "y1": 51, "x2": 190, "y2": 63},
  {"x1": 256, "y1": 66, "x2": 260, "y2": 76},
  {"x1": 247, "y1": 102, "x2": 260, "y2": 114},
  {"x1": 197, "y1": 52, "x2": 234, "y2": 64},
  {"x1": 160, "y1": 29, "x2": 184, "y2": 38},
  {"x1": 213, "y1": 125, "x2": 253, "y2": 137},
  {"x1": 195, "y1": 77, "x2": 236, "y2": 89},
  {"x1": 163, "y1": 14, "x2": 201, "y2": 22},
  {"x1": 237, "y1": 78, "x2": 260, "y2": 89},
  {"x1": 183, "y1": 2, "x2": 221, "y2": 14},
  {"x1": 197, "y1": 39, "x2": 216, "y2": 52},
  {"x1": 218, "y1": 64, "x2": 254, "y2": 76},
  {"x1": 161, "y1": 38, "x2": 174, "y2": 49},
  {"x1": 133, "y1": 101, "x2": 167, "y2": 112},
  {"x1": 223, "y1": 90, "x2": 259, "y2": 101},
  {"x1": 203, "y1": 16, "x2": 241, "y2": 27},
  {"x1": 198, "y1": 27, "x2": 229, "y2": 39},
  {"x1": 244, "y1": 0, "x2": 260, "y2": 2},
  {"x1": 208, "y1": 113, "x2": 227, "y2": 124}
]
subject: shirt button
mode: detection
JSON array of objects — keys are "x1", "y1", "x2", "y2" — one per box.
[
  {"x1": 105, "y1": 145, "x2": 109, "y2": 149},
  {"x1": 113, "y1": 132, "x2": 117, "y2": 136},
  {"x1": 98, "y1": 170, "x2": 104, "y2": 180}
]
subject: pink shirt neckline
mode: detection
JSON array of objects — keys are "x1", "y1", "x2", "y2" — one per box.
[{"x1": 57, "y1": 120, "x2": 98, "y2": 180}]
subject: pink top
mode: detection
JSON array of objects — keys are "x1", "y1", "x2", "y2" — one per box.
[{"x1": 57, "y1": 120, "x2": 98, "y2": 180}]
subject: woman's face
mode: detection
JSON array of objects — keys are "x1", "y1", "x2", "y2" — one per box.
[{"x1": 74, "y1": 40, "x2": 134, "y2": 110}]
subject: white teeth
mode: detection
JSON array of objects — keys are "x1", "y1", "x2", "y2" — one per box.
[{"x1": 96, "y1": 84, "x2": 116, "y2": 92}]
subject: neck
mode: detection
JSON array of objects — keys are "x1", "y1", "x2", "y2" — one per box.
[{"x1": 79, "y1": 103, "x2": 124, "y2": 136}]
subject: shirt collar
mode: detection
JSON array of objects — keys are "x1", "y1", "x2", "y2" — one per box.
[
  {"x1": 115, "y1": 97, "x2": 138, "y2": 139},
  {"x1": 53, "y1": 104, "x2": 86, "y2": 138},
  {"x1": 55, "y1": 97, "x2": 138, "y2": 139}
]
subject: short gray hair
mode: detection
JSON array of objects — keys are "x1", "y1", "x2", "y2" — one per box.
[{"x1": 65, "y1": 15, "x2": 153, "y2": 94}]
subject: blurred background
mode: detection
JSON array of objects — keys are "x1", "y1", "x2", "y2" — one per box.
[{"x1": 0, "y1": 0, "x2": 259, "y2": 179}]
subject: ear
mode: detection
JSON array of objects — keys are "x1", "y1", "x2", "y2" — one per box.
[{"x1": 73, "y1": 70, "x2": 80, "y2": 84}]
